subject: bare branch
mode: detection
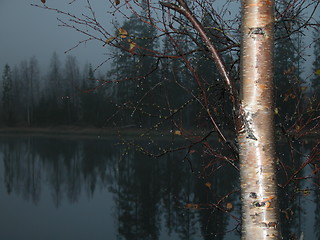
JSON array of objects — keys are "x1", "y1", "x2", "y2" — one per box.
[{"x1": 160, "y1": 0, "x2": 238, "y2": 108}]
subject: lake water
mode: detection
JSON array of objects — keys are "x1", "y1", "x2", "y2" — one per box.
[{"x1": 0, "y1": 134, "x2": 318, "y2": 239}]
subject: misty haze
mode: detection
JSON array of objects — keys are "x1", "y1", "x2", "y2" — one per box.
[{"x1": 1, "y1": 1, "x2": 320, "y2": 240}]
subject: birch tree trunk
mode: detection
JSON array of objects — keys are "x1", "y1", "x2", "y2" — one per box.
[{"x1": 239, "y1": 0, "x2": 280, "y2": 239}]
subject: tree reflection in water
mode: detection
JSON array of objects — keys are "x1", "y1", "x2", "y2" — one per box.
[{"x1": 0, "y1": 135, "x2": 318, "y2": 239}]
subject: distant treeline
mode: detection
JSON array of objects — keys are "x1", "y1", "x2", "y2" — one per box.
[
  {"x1": 1, "y1": 13, "x2": 319, "y2": 129},
  {"x1": 1, "y1": 54, "x2": 115, "y2": 128}
]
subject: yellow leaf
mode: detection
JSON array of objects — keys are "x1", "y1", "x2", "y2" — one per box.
[
  {"x1": 128, "y1": 39, "x2": 137, "y2": 54},
  {"x1": 118, "y1": 28, "x2": 128, "y2": 38},
  {"x1": 174, "y1": 130, "x2": 182, "y2": 135},
  {"x1": 205, "y1": 182, "x2": 212, "y2": 189},
  {"x1": 226, "y1": 202, "x2": 233, "y2": 211},
  {"x1": 300, "y1": 86, "x2": 308, "y2": 92},
  {"x1": 274, "y1": 107, "x2": 279, "y2": 115},
  {"x1": 185, "y1": 203, "x2": 200, "y2": 209},
  {"x1": 106, "y1": 37, "x2": 116, "y2": 44},
  {"x1": 302, "y1": 189, "x2": 311, "y2": 196},
  {"x1": 284, "y1": 65, "x2": 295, "y2": 75},
  {"x1": 315, "y1": 69, "x2": 320, "y2": 75},
  {"x1": 284, "y1": 90, "x2": 296, "y2": 101},
  {"x1": 115, "y1": 0, "x2": 120, "y2": 5}
]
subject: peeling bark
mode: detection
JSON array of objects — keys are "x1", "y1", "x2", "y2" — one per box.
[{"x1": 239, "y1": 0, "x2": 279, "y2": 239}]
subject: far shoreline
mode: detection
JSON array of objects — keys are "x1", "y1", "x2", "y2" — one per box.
[
  {"x1": 0, "y1": 126, "x2": 318, "y2": 140},
  {"x1": 0, "y1": 126, "x2": 180, "y2": 139},
  {"x1": 0, "y1": 126, "x2": 122, "y2": 138}
]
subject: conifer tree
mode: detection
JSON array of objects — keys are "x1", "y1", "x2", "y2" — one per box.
[
  {"x1": 108, "y1": 12, "x2": 159, "y2": 127},
  {"x1": 2, "y1": 64, "x2": 14, "y2": 126},
  {"x1": 46, "y1": 52, "x2": 63, "y2": 125},
  {"x1": 63, "y1": 55, "x2": 81, "y2": 123},
  {"x1": 20, "y1": 57, "x2": 40, "y2": 126},
  {"x1": 312, "y1": 29, "x2": 320, "y2": 97},
  {"x1": 274, "y1": 1, "x2": 303, "y2": 127},
  {"x1": 80, "y1": 64, "x2": 97, "y2": 125},
  {"x1": 196, "y1": 12, "x2": 235, "y2": 130}
]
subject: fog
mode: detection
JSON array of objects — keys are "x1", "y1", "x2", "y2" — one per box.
[
  {"x1": 0, "y1": 0, "x2": 318, "y2": 78},
  {"x1": 0, "y1": 0, "x2": 111, "y2": 72}
]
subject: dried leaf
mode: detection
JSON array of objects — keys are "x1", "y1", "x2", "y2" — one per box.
[
  {"x1": 302, "y1": 189, "x2": 311, "y2": 196},
  {"x1": 106, "y1": 37, "x2": 116, "y2": 44},
  {"x1": 315, "y1": 69, "x2": 320, "y2": 75},
  {"x1": 284, "y1": 90, "x2": 296, "y2": 101},
  {"x1": 41, "y1": 0, "x2": 46, "y2": 3},
  {"x1": 118, "y1": 28, "x2": 128, "y2": 38},
  {"x1": 128, "y1": 39, "x2": 137, "y2": 54},
  {"x1": 115, "y1": 0, "x2": 120, "y2": 5},
  {"x1": 185, "y1": 203, "x2": 193, "y2": 208},
  {"x1": 174, "y1": 130, "x2": 182, "y2": 136},
  {"x1": 284, "y1": 65, "x2": 295, "y2": 75},
  {"x1": 300, "y1": 86, "x2": 308, "y2": 92},
  {"x1": 185, "y1": 203, "x2": 200, "y2": 209},
  {"x1": 312, "y1": 164, "x2": 320, "y2": 174},
  {"x1": 226, "y1": 202, "x2": 233, "y2": 211},
  {"x1": 205, "y1": 182, "x2": 212, "y2": 189},
  {"x1": 282, "y1": 208, "x2": 294, "y2": 220}
]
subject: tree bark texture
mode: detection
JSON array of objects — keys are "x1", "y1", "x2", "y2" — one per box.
[{"x1": 239, "y1": 0, "x2": 279, "y2": 239}]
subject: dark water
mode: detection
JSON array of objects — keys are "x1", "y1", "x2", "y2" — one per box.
[{"x1": 0, "y1": 135, "x2": 318, "y2": 240}]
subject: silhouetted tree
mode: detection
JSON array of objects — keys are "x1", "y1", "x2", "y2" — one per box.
[
  {"x1": 20, "y1": 57, "x2": 40, "y2": 126},
  {"x1": 80, "y1": 64, "x2": 108, "y2": 126},
  {"x1": 274, "y1": 1, "x2": 304, "y2": 128},
  {"x1": 312, "y1": 28, "x2": 320, "y2": 97},
  {"x1": 2, "y1": 64, "x2": 14, "y2": 126},
  {"x1": 32, "y1": 0, "x2": 320, "y2": 238},
  {"x1": 62, "y1": 55, "x2": 81, "y2": 123}
]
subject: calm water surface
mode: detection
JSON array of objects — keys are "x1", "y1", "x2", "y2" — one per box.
[{"x1": 0, "y1": 135, "x2": 318, "y2": 239}]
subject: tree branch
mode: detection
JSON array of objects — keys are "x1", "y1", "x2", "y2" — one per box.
[{"x1": 160, "y1": 0, "x2": 238, "y2": 109}]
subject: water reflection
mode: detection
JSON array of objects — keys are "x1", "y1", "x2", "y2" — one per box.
[
  {"x1": 277, "y1": 140, "x2": 319, "y2": 240},
  {"x1": 0, "y1": 135, "x2": 318, "y2": 239}
]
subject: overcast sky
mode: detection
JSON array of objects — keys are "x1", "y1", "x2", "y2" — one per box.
[
  {"x1": 1, "y1": 0, "x2": 319, "y2": 79},
  {"x1": 0, "y1": 0, "x2": 111, "y2": 73}
]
